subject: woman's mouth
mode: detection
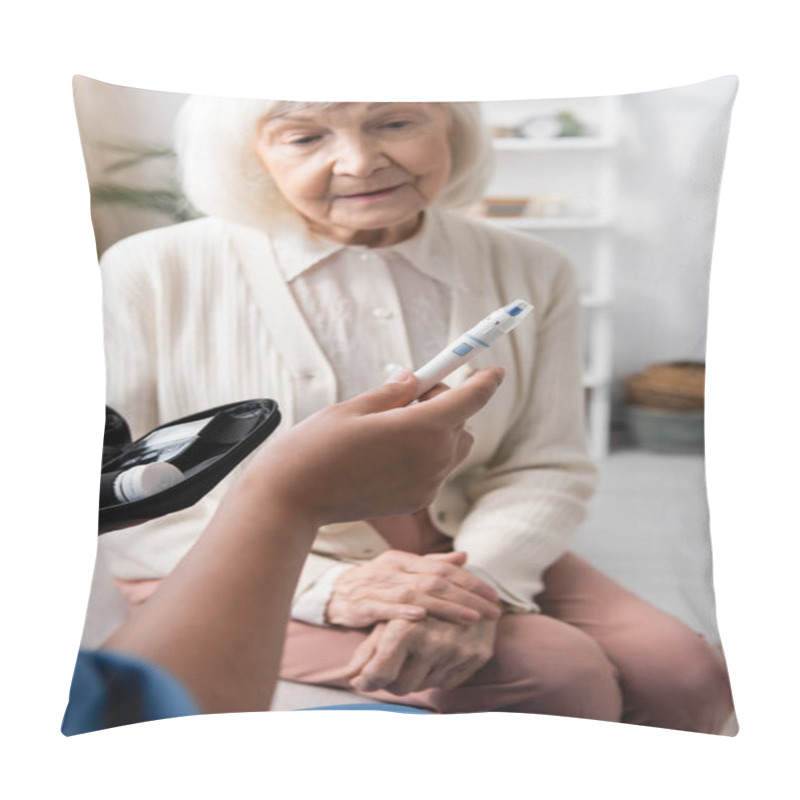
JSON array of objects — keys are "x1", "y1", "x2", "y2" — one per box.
[{"x1": 338, "y1": 185, "x2": 404, "y2": 201}]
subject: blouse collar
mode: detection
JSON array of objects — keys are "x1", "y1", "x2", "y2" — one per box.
[{"x1": 270, "y1": 208, "x2": 468, "y2": 291}]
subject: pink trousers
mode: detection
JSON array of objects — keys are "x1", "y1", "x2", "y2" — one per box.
[{"x1": 280, "y1": 547, "x2": 734, "y2": 733}]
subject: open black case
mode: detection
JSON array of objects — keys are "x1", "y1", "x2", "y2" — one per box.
[{"x1": 99, "y1": 400, "x2": 281, "y2": 532}]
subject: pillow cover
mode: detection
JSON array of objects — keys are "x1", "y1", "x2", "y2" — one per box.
[{"x1": 65, "y1": 75, "x2": 738, "y2": 736}]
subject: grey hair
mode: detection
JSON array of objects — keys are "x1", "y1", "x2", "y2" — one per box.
[{"x1": 174, "y1": 96, "x2": 494, "y2": 230}]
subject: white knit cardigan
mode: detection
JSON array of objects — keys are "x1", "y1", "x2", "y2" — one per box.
[{"x1": 98, "y1": 209, "x2": 597, "y2": 612}]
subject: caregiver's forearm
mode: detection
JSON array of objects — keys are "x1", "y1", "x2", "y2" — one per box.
[{"x1": 103, "y1": 479, "x2": 319, "y2": 715}]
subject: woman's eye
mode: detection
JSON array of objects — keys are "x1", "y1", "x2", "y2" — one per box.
[
  {"x1": 380, "y1": 120, "x2": 412, "y2": 130},
  {"x1": 287, "y1": 134, "x2": 322, "y2": 145}
]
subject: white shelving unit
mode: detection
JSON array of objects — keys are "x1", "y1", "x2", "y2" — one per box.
[{"x1": 478, "y1": 98, "x2": 620, "y2": 459}]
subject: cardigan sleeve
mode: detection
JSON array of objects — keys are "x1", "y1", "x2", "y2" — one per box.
[
  {"x1": 98, "y1": 237, "x2": 204, "y2": 579},
  {"x1": 452, "y1": 253, "x2": 598, "y2": 613},
  {"x1": 98, "y1": 232, "x2": 229, "y2": 581},
  {"x1": 99, "y1": 238, "x2": 160, "y2": 439}
]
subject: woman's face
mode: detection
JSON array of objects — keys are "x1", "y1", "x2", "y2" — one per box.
[{"x1": 255, "y1": 102, "x2": 452, "y2": 246}]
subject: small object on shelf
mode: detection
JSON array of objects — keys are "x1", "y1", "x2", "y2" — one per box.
[
  {"x1": 516, "y1": 115, "x2": 562, "y2": 139},
  {"x1": 492, "y1": 109, "x2": 589, "y2": 140},
  {"x1": 480, "y1": 196, "x2": 530, "y2": 217},
  {"x1": 624, "y1": 361, "x2": 705, "y2": 454},
  {"x1": 492, "y1": 125, "x2": 521, "y2": 138},
  {"x1": 625, "y1": 361, "x2": 705, "y2": 411},
  {"x1": 625, "y1": 407, "x2": 704, "y2": 454},
  {"x1": 555, "y1": 110, "x2": 588, "y2": 137},
  {"x1": 529, "y1": 195, "x2": 570, "y2": 217}
]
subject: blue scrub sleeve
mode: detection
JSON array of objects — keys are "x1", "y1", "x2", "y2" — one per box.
[
  {"x1": 62, "y1": 650, "x2": 430, "y2": 735},
  {"x1": 61, "y1": 649, "x2": 200, "y2": 736},
  {"x1": 300, "y1": 704, "x2": 431, "y2": 713}
]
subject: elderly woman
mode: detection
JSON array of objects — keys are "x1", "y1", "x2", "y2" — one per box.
[{"x1": 99, "y1": 99, "x2": 733, "y2": 731}]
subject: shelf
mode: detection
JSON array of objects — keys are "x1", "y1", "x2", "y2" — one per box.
[
  {"x1": 479, "y1": 215, "x2": 611, "y2": 231},
  {"x1": 580, "y1": 294, "x2": 612, "y2": 309},
  {"x1": 583, "y1": 371, "x2": 610, "y2": 389},
  {"x1": 492, "y1": 136, "x2": 616, "y2": 152},
  {"x1": 482, "y1": 97, "x2": 620, "y2": 460}
]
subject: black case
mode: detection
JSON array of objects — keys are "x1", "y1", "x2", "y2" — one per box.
[{"x1": 99, "y1": 399, "x2": 281, "y2": 532}]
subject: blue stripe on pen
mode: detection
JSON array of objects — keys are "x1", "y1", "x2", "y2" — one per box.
[{"x1": 467, "y1": 334, "x2": 490, "y2": 348}]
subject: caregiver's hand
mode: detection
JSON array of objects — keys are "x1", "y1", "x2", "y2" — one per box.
[
  {"x1": 252, "y1": 366, "x2": 504, "y2": 528},
  {"x1": 345, "y1": 616, "x2": 499, "y2": 695},
  {"x1": 325, "y1": 550, "x2": 502, "y2": 627}
]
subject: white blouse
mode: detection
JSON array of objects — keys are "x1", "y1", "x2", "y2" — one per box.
[
  {"x1": 272, "y1": 217, "x2": 452, "y2": 401},
  {"x1": 271, "y1": 218, "x2": 455, "y2": 623}
]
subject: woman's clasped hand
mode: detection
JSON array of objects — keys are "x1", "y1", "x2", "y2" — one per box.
[
  {"x1": 326, "y1": 549, "x2": 502, "y2": 628},
  {"x1": 346, "y1": 615, "x2": 498, "y2": 696}
]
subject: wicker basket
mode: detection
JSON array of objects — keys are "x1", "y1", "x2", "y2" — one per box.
[{"x1": 624, "y1": 361, "x2": 705, "y2": 411}]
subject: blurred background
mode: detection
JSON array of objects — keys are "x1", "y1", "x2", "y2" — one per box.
[
  {"x1": 73, "y1": 76, "x2": 737, "y2": 649},
  {"x1": 74, "y1": 76, "x2": 734, "y2": 459}
]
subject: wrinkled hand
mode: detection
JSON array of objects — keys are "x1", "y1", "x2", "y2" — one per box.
[
  {"x1": 326, "y1": 549, "x2": 501, "y2": 628},
  {"x1": 345, "y1": 615, "x2": 498, "y2": 695}
]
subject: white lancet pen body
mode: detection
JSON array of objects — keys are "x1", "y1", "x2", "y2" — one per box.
[{"x1": 412, "y1": 299, "x2": 534, "y2": 398}]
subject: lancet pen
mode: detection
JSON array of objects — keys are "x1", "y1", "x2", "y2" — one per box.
[{"x1": 412, "y1": 299, "x2": 534, "y2": 398}]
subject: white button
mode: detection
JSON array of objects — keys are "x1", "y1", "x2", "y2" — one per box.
[
  {"x1": 359, "y1": 251, "x2": 370, "y2": 261},
  {"x1": 384, "y1": 362, "x2": 404, "y2": 374},
  {"x1": 372, "y1": 307, "x2": 394, "y2": 319}
]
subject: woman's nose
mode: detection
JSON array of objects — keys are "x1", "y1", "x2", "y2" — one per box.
[{"x1": 331, "y1": 134, "x2": 389, "y2": 176}]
